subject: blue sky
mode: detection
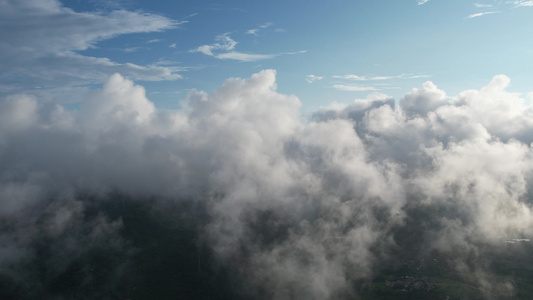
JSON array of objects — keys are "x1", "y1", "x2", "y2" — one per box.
[{"x1": 1, "y1": 0, "x2": 532, "y2": 112}]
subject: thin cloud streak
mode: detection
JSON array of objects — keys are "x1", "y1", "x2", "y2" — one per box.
[
  {"x1": 332, "y1": 84, "x2": 379, "y2": 91},
  {"x1": 466, "y1": 11, "x2": 500, "y2": 18},
  {"x1": 333, "y1": 74, "x2": 430, "y2": 81},
  {"x1": 466, "y1": 1, "x2": 533, "y2": 18},
  {"x1": 216, "y1": 52, "x2": 276, "y2": 61},
  {"x1": 474, "y1": 3, "x2": 493, "y2": 8}
]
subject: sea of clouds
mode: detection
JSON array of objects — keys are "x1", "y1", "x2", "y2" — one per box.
[{"x1": 1, "y1": 70, "x2": 533, "y2": 298}]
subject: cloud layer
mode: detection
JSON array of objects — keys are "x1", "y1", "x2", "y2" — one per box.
[{"x1": 1, "y1": 70, "x2": 533, "y2": 298}]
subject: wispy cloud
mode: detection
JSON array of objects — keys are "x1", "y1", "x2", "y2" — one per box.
[
  {"x1": 332, "y1": 84, "x2": 379, "y2": 92},
  {"x1": 152, "y1": 58, "x2": 185, "y2": 67},
  {"x1": 474, "y1": 3, "x2": 493, "y2": 8},
  {"x1": 216, "y1": 52, "x2": 275, "y2": 62},
  {"x1": 122, "y1": 47, "x2": 147, "y2": 53},
  {"x1": 512, "y1": 0, "x2": 533, "y2": 7},
  {"x1": 0, "y1": 0, "x2": 183, "y2": 99},
  {"x1": 466, "y1": 1, "x2": 532, "y2": 18},
  {"x1": 333, "y1": 74, "x2": 429, "y2": 81},
  {"x1": 306, "y1": 75, "x2": 324, "y2": 83},
  {"x1": 333, "y1": 74, "x2": 367, "y2": 80},
  {"x1": 283, "y1": 50, "x2": 308, "y2": 55},
  {"x1": 418, "y1": 0, "x2": 430, "y2": 5},
  {"x1": 146, "y1": 39, "x2": 162, "y2": 44},
  {"x1": 246, "y1": 22, "x2": 273, "y2": 36},
  {"x1": 191, "y1": 33, "x2": 305, "y2": 62},
  {"x1": 466, "y1": 11, "x2": 500, "y2": 18},
  {"x1": 192, "y1": 33, "x2": 238, "y2": 56}
]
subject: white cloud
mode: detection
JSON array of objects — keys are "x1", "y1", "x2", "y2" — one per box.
[
  {"x1": 0, "y1": 1, "x2": 179, "y2": 53},
  {"x1": 334, "y1": 73, "x2": 429, "y2": 81},
  {"x1": 192, "y1": 33, "x2": 238, "y2": 56},
  {"x1": 282, "y1": 50, "x2": 308, "y2": 55},
  {"x1": 400, "y1": 81, "x2": 447, "y2": 117},
  {"x1": 3, "y1": 70, "x2": 533, "y2": 298},
  {"x1": 330, "y1": 74, "x2": 427, "y2": 92},
  {"x1": 246, "y1": 22, "x2": 273, "y2": 35},
  {"x1": 2, "y1": 51, "x2": 183, "y2": 96},
  {"x1": 122, "y1": 47, "x2": 147, "y2": 53},
  {"x1": 306, "y1": 75, "x2": 324, "y2": 83},
  {"x1": 528, "y1": 92, "x2": 533, "y2": 102},
  {"x1": 216, "y1": 52, "x2": 276, "y2": 61},
  {"x1": 418, "y1": 0, "x2": 430, "y2": 5},
  {"x1": 465, "y1": 1, "x2": 532, "y2": 18},
  {"x1": 192, "y1": 33, "x2": 304, "y2": 62},
  {"x1": 246, "y1": 29, "x2": 259, "y2": 35},
  {"x1": 474, "y1": 2, "x2": 494, "y2": 8},
  {"x1": 511, "y1": 0, "x2": 533, "y2": 7},
  {"x1": 333, "y1": 74, "x2": 368, "y2": 80},
  {"x1": 332, "y1": 84, "x2": 379, "y2": 92},
  {"x1": 0, "y1": 0, "x2": 183, "y2": 99},
  {"x1": 466, "y1": 11, "x2": 500, "y2": 18}
]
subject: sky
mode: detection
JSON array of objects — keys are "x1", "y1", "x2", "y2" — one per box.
[
  {"x1": 3, "y1": 0, "x2": 533, "y2": 299},
  {"x1": 1, "y1": 0, "x2": 532, "y2": 112}
]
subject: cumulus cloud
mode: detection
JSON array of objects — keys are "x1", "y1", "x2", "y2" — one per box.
[
  {"x1": 0, "y1": 0, "x2": 183, "y2": 99},
  {"x1": 2, "y1": 70, "x2": 533, "y2": 298},
  {"x1": 400, "y1": 81, "x2": 447, "y2": 118}
]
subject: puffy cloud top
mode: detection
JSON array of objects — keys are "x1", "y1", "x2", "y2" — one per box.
[{"x1": 1, "y1": 70, "x2": 533, "y2": 298}]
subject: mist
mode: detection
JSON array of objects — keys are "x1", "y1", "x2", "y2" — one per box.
[{"x1": 1, "y1": 70, "x2": 533, "y2": 299}]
